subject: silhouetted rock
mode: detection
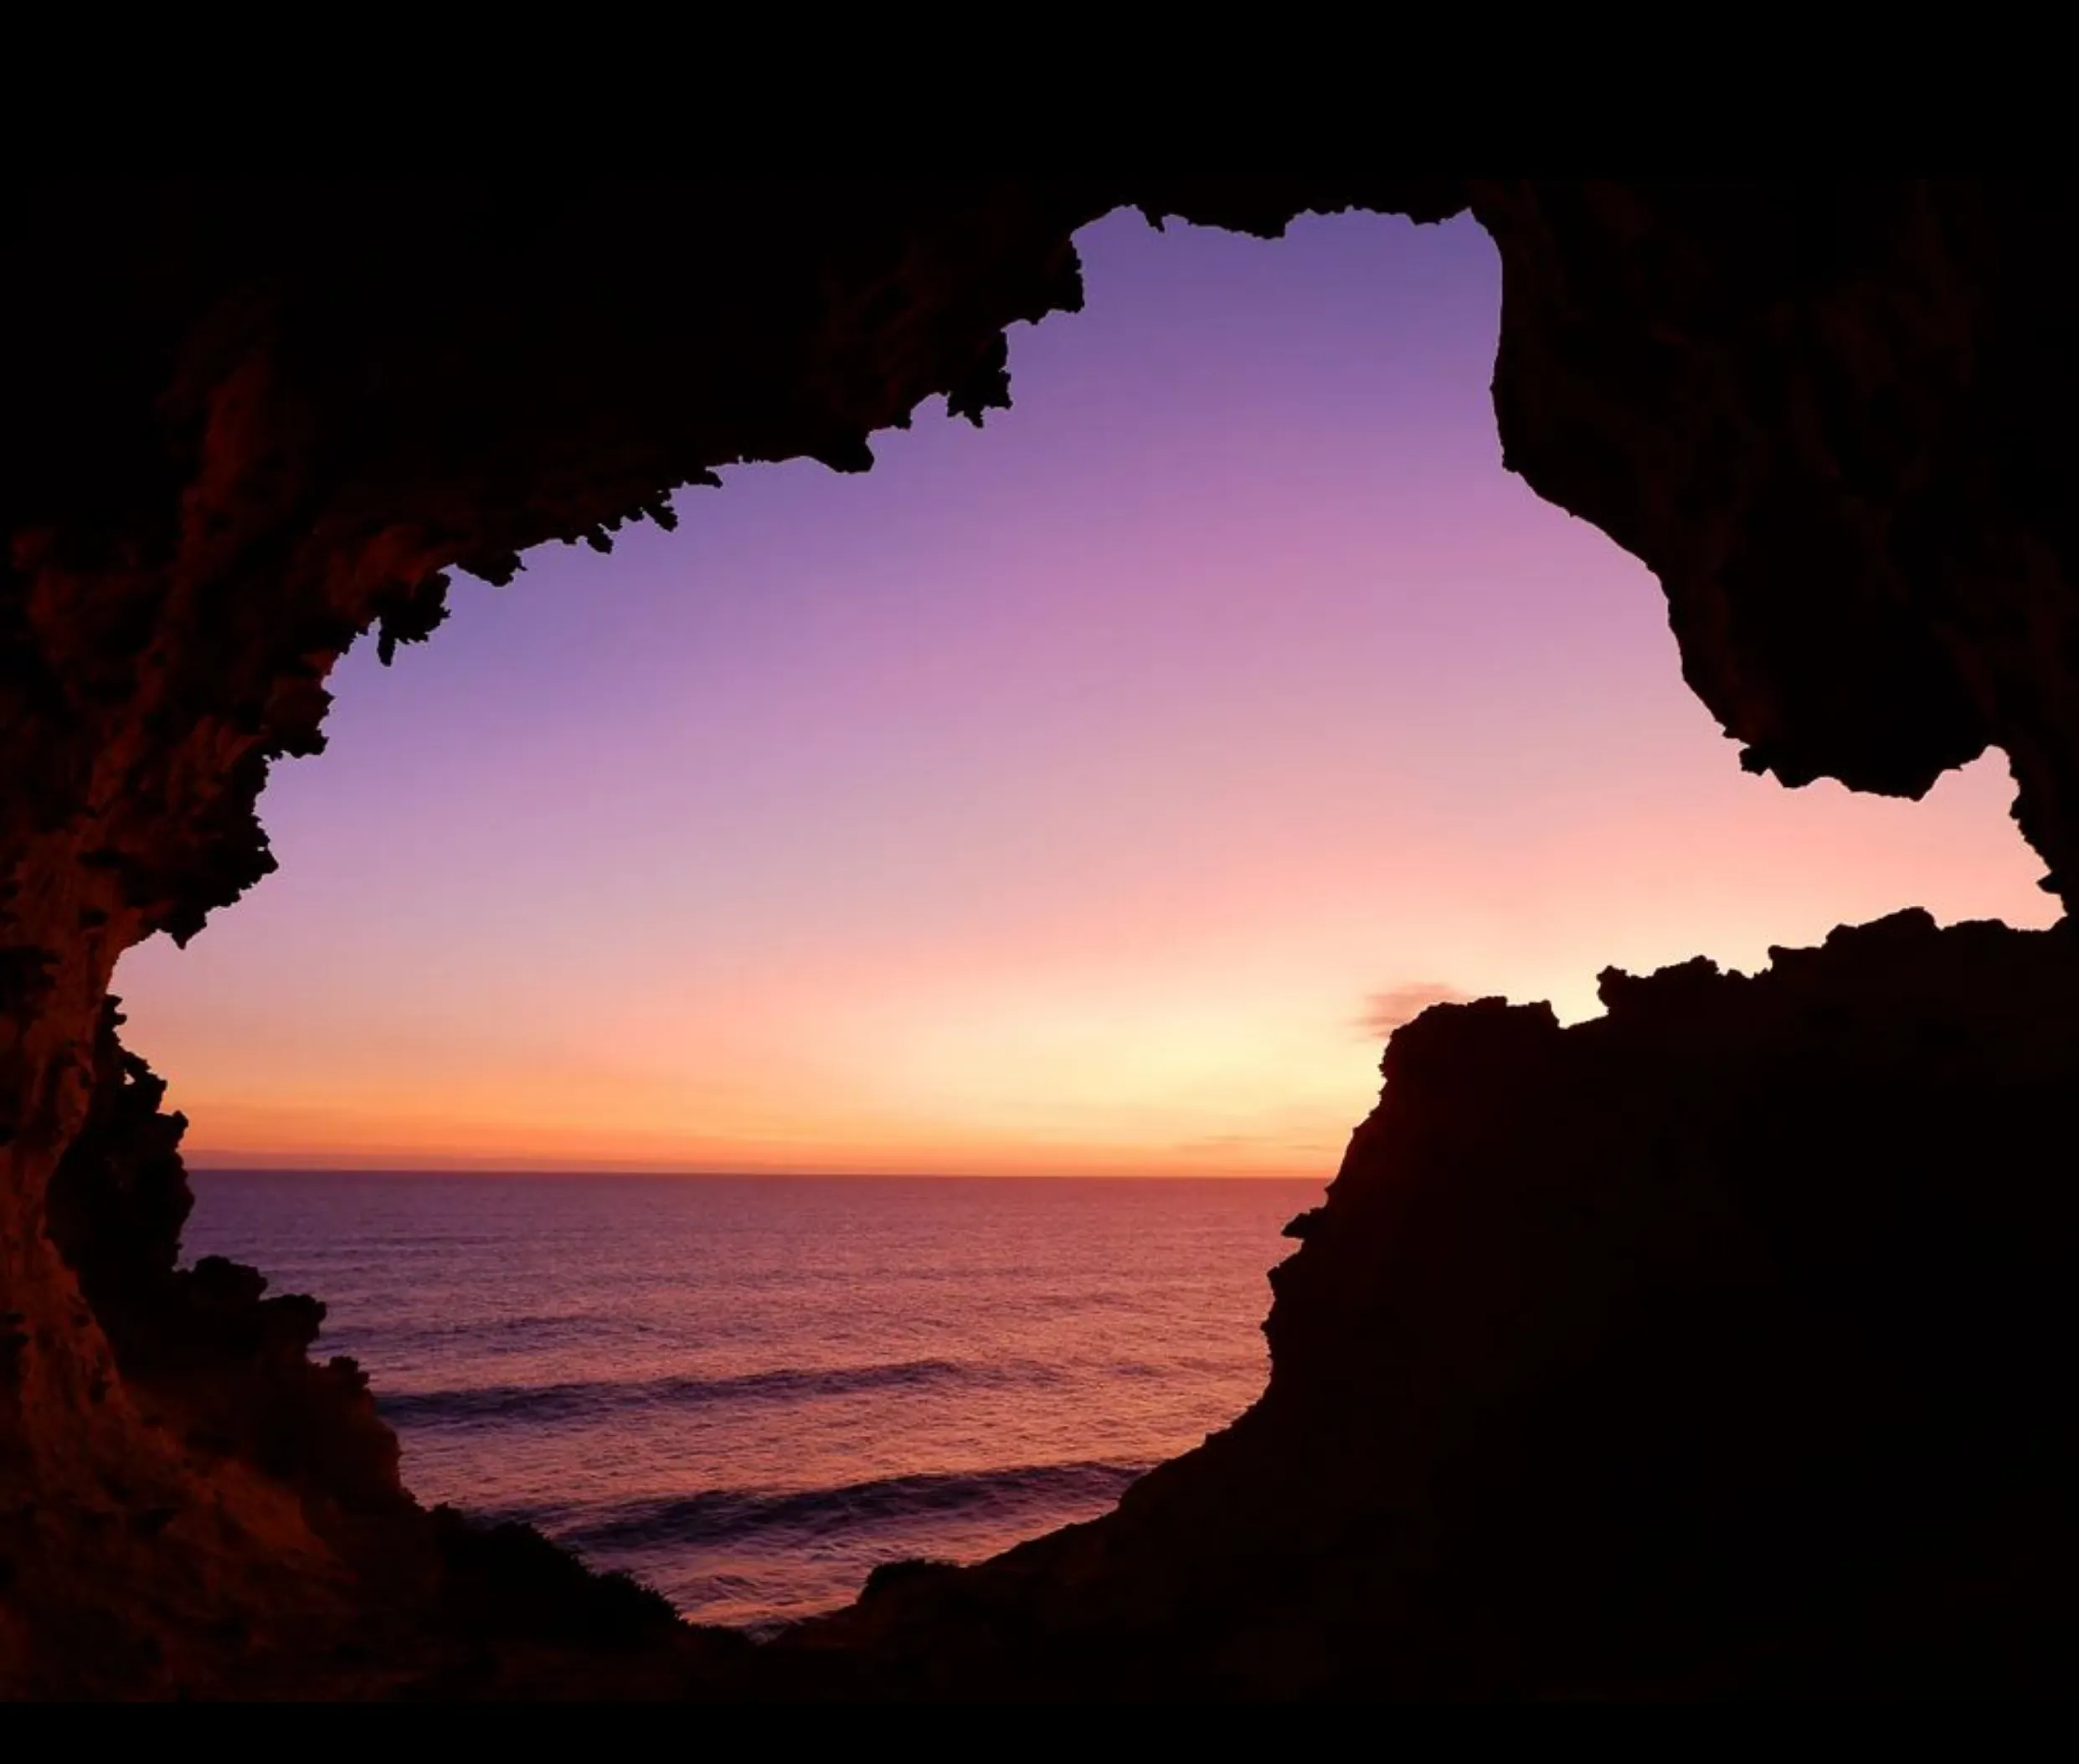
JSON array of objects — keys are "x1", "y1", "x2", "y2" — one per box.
[
  {"x1": 858, "y1": 1558, "x2": 961, "y2": 1603},
  {"x1": 46, "y1": 1000, "x2": 405, "y2": 1522},
  {"x1": 799, "y1": 913, "x2": 2079, "y2": 1697},
  {"x1": 425, "y1": 1507, "x2": 682, "y2": 1644},
  {"x1": 5, "y1": 181, "x2": 2079, "y2": 1697}
]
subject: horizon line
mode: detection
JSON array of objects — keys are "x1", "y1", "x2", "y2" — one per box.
[{"x1": 185, "y1": 1160, "x2": 1326, "y2": 1182}]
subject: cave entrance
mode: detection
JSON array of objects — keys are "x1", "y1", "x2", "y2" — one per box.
[{"x1": 105, "y1": 209, "x2": 2056, "y2": 1628}]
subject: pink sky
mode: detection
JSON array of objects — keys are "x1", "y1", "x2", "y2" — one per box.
[{"x1": 112, "y1": 211, "x2": 2059, "y2": 1176}]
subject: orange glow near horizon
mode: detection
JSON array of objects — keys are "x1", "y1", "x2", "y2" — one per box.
[{"x1": 117, "y1": 213, "x2": 2063, "y2": 1180}]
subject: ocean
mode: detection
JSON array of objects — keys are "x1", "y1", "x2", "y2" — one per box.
[{"x1": 185, "y1": 1171, "x2": 1321, "y2": 1632}]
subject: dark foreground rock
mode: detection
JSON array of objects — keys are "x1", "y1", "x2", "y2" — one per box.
[{"x1": 782, "y1": 912, "x2": 2079, "y2": 1699}]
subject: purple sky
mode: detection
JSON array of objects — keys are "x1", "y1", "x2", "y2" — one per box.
[{"x1": 114, "y1": 210, "x2": 2057, "y2": 1175}]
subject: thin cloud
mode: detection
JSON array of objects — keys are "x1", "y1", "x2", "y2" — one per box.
[{"x1": 1356, "y1": 982, "x2": 1470, "y2": 1041}]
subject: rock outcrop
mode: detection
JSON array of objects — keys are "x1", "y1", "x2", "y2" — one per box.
[
  {"x1": 8, "y1": 995, "x2": 740, "y2": 1697},
  {"x1": 5, "y1": 180, "x2": 2078, "y2": 1697},
  {"x1": 44, "y1": 1000, "x2": 403, "y2": 1527},
  {"x1": 795, "y1": 911, "x2": 2079, "y2": 1697},
  {"x1": 1474, "y1": 183, "x2": 2079, "y2": 905}
]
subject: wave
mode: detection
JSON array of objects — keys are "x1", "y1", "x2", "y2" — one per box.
[
  {"x1": 506, "y1": 1459, "x2": 1150, "y2": 1554},
  {"x1": 377, "y1": 1355, "x2": 1047, "y2": 1427}
]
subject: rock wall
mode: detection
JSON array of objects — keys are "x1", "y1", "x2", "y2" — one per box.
[{"x1": 4, "y1": 180, "x2": 2077, "y2": 1696}]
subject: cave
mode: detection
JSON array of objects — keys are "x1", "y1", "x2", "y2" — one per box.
[{"x1": 4, "y1": 179, "x2": 2078, "y2": 1700}]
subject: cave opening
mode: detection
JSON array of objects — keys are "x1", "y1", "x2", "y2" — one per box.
[{"x1": 88, "y1": 208, "x2": 2061, "y2": 1631}]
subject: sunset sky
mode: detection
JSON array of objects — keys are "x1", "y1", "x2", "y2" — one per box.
[{"x1": 113, "y1": 210, "x2": 2059, "y2": 1177}]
